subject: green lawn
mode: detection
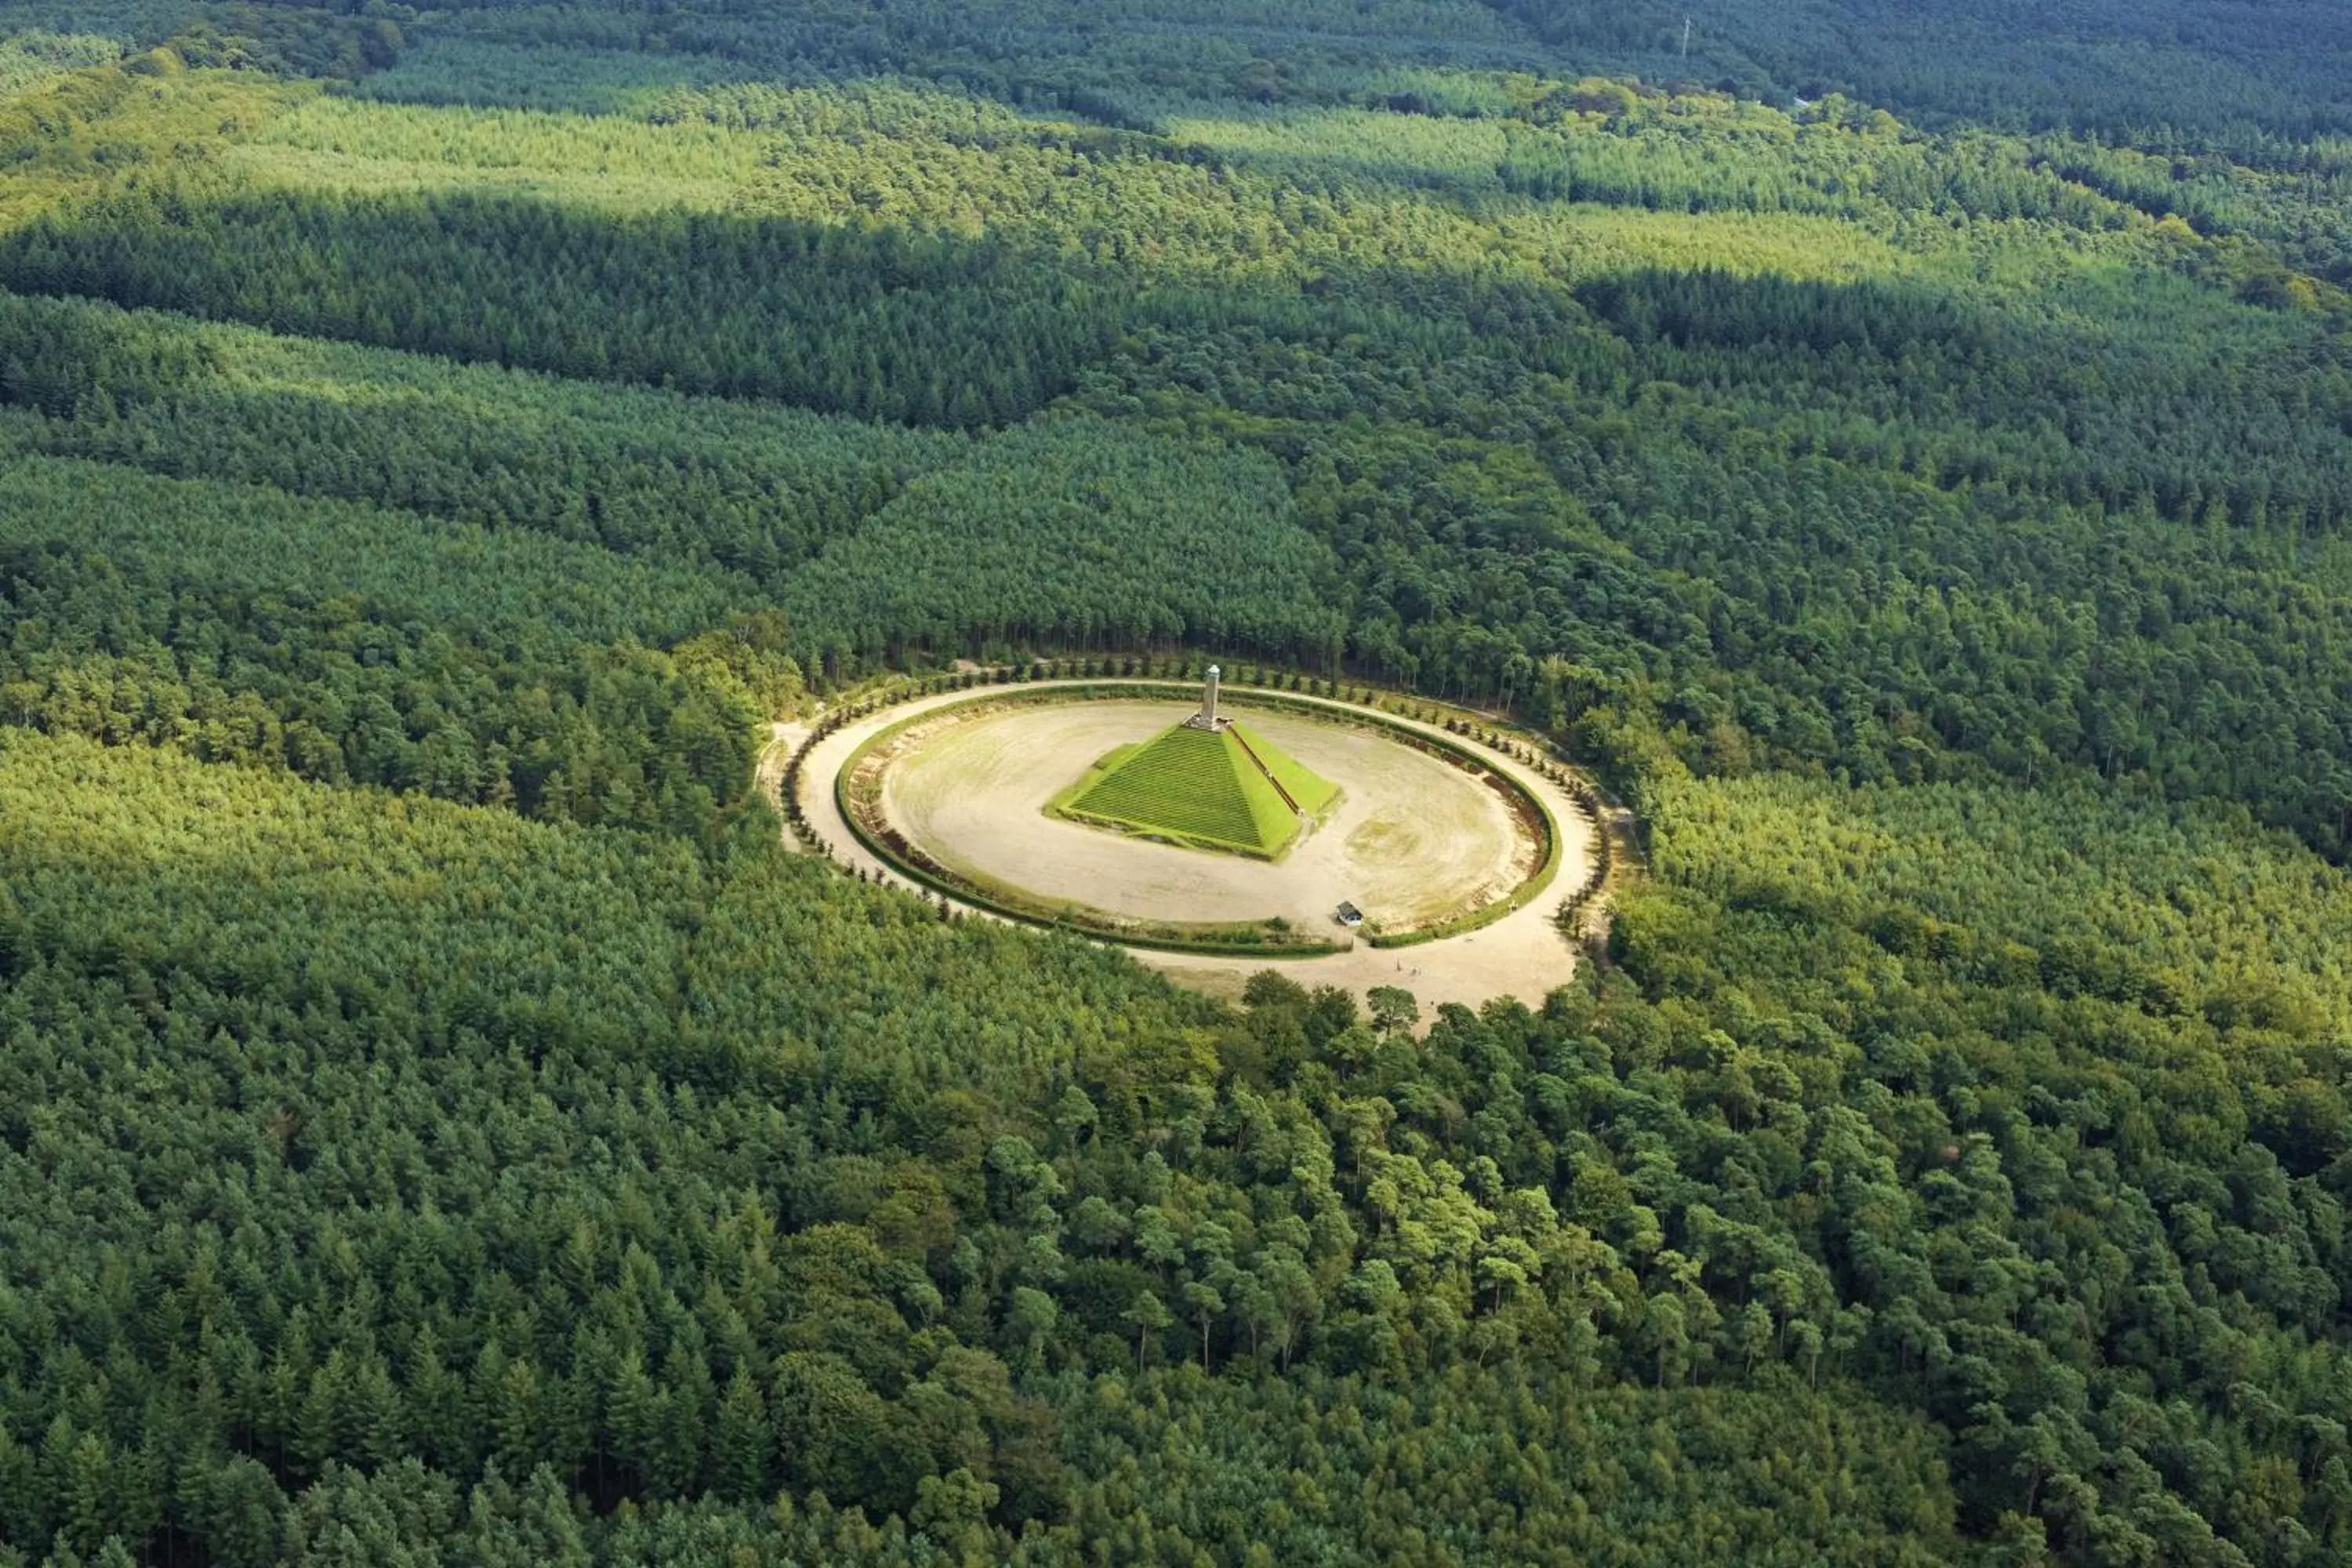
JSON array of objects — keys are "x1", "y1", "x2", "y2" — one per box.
[
  {"x1": 1061, "y1": 721, "x2": 1331, "y2": 857},
  {"x1": 1235, "y1": 721, "x2": 1339, "y2": 818}
]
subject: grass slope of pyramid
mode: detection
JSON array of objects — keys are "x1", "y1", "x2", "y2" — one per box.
[{"x1": 1060, "y1": 720, "x2": 1338, "y2": 858}]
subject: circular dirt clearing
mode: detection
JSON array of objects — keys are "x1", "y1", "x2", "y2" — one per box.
[{"x1": 879, "y1": 697, "x2": 1535, "y2": 933}]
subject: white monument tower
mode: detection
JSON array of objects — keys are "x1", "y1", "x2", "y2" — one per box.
[{"x1": 1185, "y1": 663, "x2": 1230, "y2": 731}]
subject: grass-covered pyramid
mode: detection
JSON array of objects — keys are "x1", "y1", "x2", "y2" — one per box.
[{"x1": 1055, "y1": 719, "x2": 1338, "y2": 858}]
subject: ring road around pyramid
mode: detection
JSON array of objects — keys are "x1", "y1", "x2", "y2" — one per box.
[
  {"x1": 822, "y1": 687, "x2": 1570, "y2": 974},
  {"x1": 1056, "y1": 720, "x2": 1339, "y2": 859}
]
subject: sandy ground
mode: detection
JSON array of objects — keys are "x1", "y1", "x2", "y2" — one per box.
[
  {"x1": 882, "y1": 699, "x2": 1526, "y2": 930},
  {"x1": 790, "y1": 683, "x2": 1596, "y2": 1014}
]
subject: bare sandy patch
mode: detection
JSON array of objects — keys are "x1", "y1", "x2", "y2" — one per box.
[
  {"x1": 881, "y1": 698, "x2": 1526, "y2": 934},
  {"x1": 792, "y1": 682, "x2": 1595, "y2": 1014}
]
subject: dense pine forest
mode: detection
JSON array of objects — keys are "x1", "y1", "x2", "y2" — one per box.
[{"x1": 2, "y1": 0, "x2": 2351, "y2": 1562}]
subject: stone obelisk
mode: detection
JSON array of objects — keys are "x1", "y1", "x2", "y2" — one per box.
[{"x1": 1185, "y1": 664, "x2": 1229, "y2": 731}]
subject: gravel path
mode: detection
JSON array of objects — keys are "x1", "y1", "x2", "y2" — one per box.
[{"x1": 787, "y1": 683, "x2": 1595, "y2": 1014}]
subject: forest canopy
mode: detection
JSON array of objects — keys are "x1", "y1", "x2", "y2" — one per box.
[{"x1": 2, "y1": 0, "x2": 2351, "y2": 1563}]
